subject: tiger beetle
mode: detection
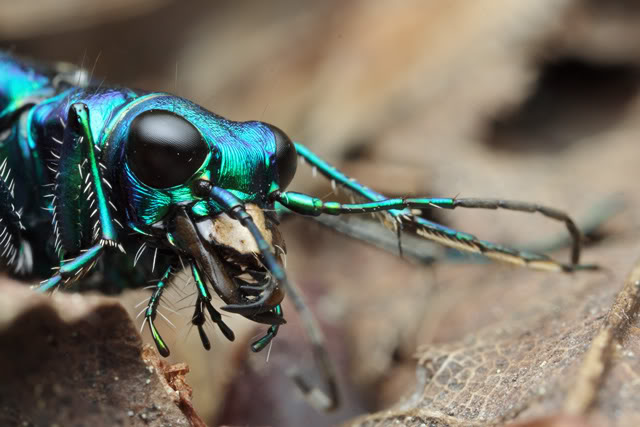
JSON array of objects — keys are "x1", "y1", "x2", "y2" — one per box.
[{"x1": 0, "y1": 52, "x2": 597, "y2": 411}]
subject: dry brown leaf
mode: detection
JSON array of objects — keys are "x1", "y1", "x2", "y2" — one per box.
[
  {"x1": 3, "y1": 1, "x2": 640, "y2": 426},
  {"x1": 0, "y1": 282, "x2": 199, "y2": 427},
  {"x1": 346, "y1": 235, "x2": 640, "y2": 426}
]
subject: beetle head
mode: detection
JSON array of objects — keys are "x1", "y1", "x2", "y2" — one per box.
[
  {"x1": 115, "y1": 97, "x2": 297, "y2": 227},
  {"x1": 110, "y1": 95, "x2": 294, "y2": 310}
]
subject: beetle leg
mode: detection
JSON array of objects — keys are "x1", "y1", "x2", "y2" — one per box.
[
  {"x1": 38, "y1": 244, "x2": 104, "y2": 291},
  {"x1": 56, "y1": 103, "x2": 120, "y2": 250},
  {"x1": 38, "y1": 103, "x2": 121, "y2": 291},
  {"x1": 0, "y1": 157, "x2": 32, "y2": 275},
  {"x1": 144, "y1": 263, "x2": 176, "y2": 357}
]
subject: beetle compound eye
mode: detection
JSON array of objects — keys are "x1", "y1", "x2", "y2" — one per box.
[
  {"x1": 267, "y1": 124, "x2": 297, "y2": 190},
  {"x1": 126, "y1": 110, "x2": 209, "y2": 188}
]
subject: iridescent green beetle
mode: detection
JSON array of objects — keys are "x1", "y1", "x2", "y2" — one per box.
[{"x1": 0, "y1": 52, "x2": 596, "y2": 410}]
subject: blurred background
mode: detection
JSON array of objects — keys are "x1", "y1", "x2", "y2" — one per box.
[{"x1": 3, "y1": 0, "x2": 640, "y2": 426}]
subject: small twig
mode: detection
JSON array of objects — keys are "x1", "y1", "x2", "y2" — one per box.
[{"x1": 564, "y1": 258, "x2": 640, "y2": 414}]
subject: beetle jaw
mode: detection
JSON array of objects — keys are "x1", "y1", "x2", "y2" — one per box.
[{"x1": 168, "y1": 204, "x2": 286, "y2": 307}]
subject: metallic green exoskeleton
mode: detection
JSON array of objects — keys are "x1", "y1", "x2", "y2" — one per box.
[{"x1": 0, "y1": 52, "x2": 596, "y2": 411}]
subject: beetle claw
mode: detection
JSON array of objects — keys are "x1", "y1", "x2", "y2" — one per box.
[
  {"x1": 223, "y1": 276, "x2": 284, "y2": 317},
  {"x1": 221, "y1": 298, "x2": 270, "y2": 316},
  {"x1": 238, "y1": 283, "x2": 270, "y2": 296},
  {"x1": 250, "y1": 311, "x2": 287, "y2": 325}
]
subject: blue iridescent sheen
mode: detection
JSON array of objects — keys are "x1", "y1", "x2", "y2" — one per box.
[
  {"x1": 0, "y1": 53, "x2": 287, "y2": 277},
  {"x1": 0, "y1": 52, "x2": 294, "y2": 370},
  {"x1": 0, "y1": 52, "x2": 597, "y2": 412}
]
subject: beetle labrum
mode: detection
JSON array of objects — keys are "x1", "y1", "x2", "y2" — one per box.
[{"x1": 0, "y1": 52, "x2": 596, "y2": 410}]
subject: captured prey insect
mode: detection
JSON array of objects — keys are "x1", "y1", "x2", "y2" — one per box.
[{"x1": 0, "y1": 52, "x2": 597, "y2": 411}]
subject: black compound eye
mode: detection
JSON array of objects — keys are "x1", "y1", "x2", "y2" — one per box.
[
  {"x1": 126, "y1": 110, "x2": 209, "y2": 189},
  {"x1": 266, "y1": 124, "x2": 297, "y2": 190}
]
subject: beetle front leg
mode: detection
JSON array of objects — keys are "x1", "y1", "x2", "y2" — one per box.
[
  {"x1": 38, "y1": 102, "x2": 121, "y2": 291},
  {"x1": 38, "y1": 244, "x2": 104, "y2": 291}
]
